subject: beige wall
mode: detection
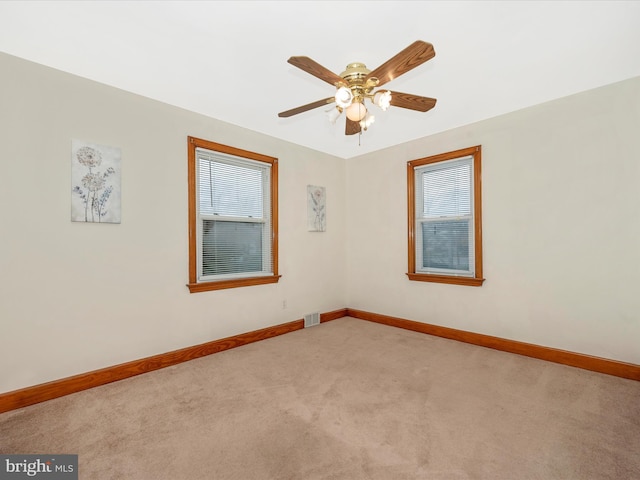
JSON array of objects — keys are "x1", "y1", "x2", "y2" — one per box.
[
  {"x1": 346, "y1": 75, "x2": 640, "y2": 364},
  {"x1": 0, "y1": 53, "x2": 347, "y2": 393},
  {"x1": 2, "y1": 52, "x2": 639, "y2": 395}
]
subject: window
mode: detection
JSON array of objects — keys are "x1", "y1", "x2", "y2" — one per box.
[
  {"x1": 187, "y1": 137, "x2": 280, "y2": 292},
  {"x1": 407, "y1": 145, "x2": 484, "y2": 286}
]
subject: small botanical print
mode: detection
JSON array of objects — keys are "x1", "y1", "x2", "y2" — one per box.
[
  {"x1": 71, "y1": 140, "x2": 121, "y2": 223},
  {"x1": 307, "y1": 185, "x2": 326, "y2": 232}
]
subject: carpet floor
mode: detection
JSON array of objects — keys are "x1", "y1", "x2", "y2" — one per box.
[{"x1": 1, "y1": 317, "x2": 639, "y2": 479}]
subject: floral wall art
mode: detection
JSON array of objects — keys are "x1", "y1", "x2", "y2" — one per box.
[
  {"x1": 307, "y1": 185, "x2": 326, "y2": 232},
  {"x1": 71, "y1": 140, "x2": 121, "y2": 224}
]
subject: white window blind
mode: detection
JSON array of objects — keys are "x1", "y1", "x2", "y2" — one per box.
[
  {"x1": 196, "y1": 148, "x2": 272, "y2": 280},
  {"x1": 415, "y1": 156, "x2": 475, "y2": 276}
]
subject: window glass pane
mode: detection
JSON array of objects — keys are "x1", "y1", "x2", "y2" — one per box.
[
  {"x1": 422, "y1": 161, "x2": 471, "y2": 218},
  {"x1": 202, "y1": 220, "x2": 263, "y2": 276},
  {"x1": 422, "y1": 220, "x2": 470, "y2": 271},
  {"x1": 199, "y1": 159, "x2": 263, "y2": 218}
]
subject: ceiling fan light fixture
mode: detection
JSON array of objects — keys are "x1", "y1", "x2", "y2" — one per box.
[
  {"x1": 346, "y1": 102, "x2": 367, "y2": 122},
  {"x1": 326, "y1": 106, "x2": 342, "y2": 124},
  {"x1": 360, "y1": 113, "x2": 375, "y2": 130},
  {"x1": 374, "y1": 90, "x2": 392, "y2": 111},
  {"x1": 334, "y1": 86, "x2": 353, "y2": 108},
  {"x1": 278, "y1": 41, "x2": 436, "y2": 136}
]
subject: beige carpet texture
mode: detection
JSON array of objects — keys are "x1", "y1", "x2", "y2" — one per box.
[{"x1": 1, "y1": 317, "x2": 639, "y2": 479}]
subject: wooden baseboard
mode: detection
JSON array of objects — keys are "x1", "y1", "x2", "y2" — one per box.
[
  {"x1": 3, "y1": 306, "x2": 635, "y2": 414},
  {"x1": 321, "y1": 308, "x2": 349, "y2": 323},
  {"x1": 0, "y1": 308, "x2": 347, "y2": 414},
  {"x1": 346, "y1": 308, "x2": 640, "y2": 381}
]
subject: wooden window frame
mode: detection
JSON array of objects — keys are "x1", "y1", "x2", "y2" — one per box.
[
  {"x1": 187, "y1": 136, "x2": 280, "y2": 293},
  {"x1": 407, "y1": 145, "x2": 485, "y2": 287}
]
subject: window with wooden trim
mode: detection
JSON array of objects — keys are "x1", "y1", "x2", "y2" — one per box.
[
  {"x1": 187, "y1": 137, "x2": 280, "y2": 293},
  {"x1": 407, "y1": 145, "x2": 484, "y2": 286}
]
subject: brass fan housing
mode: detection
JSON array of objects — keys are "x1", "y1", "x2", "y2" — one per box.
[
  {"x1": 339, "y1": 62, "x2": 370, "y2": 84},
  {"x1": 339, "y1": 63, "x2": 379, "y2": 99}
]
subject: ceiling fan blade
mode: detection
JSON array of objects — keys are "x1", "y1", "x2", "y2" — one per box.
[
  {"x1": 365, "y1": 41, "x2": 435, "y2": 87},
  {"x1": 388, "y1": 91, "x2": 437, "y2": 112},
  {"x1": 278, "y1": 97, "x2": 335, "y2": 118},
  {"x1": 345, "y1": 118, "x2": 361, "y2": 135},
  {"x1": 288, "y1": 56, "x2": 345, "y2": 86}
]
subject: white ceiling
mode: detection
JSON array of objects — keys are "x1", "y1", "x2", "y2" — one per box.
[{"x1": 1, "y1": 1, "x2": 639, "y2": 159}]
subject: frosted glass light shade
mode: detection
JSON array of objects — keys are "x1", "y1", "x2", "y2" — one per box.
[
  {"x1": 360, "y1": 113, "x2": 375, "y2": 129},
  {"x1": 346, "y1": 102, "x2": 367, "y2": 121},
  {"x1": 374, "y1": 90, "x2": 392, "y2": 111},
  {"x1": 326, "y1": 107, "x2": 342, "y2": 124},
  {"x1": 335, "y1": 86, "x2": 353, "y2": 108}
]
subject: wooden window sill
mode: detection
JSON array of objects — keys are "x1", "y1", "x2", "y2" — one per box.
[
  {"x1": 187, "y1": 275, "x2": 281, "y2": 293},
  {"x1": 406, "y1": 273, "x2": 485, "y2": 287}
]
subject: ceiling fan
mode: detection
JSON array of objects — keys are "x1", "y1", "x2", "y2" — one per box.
[{"x1": 278, "y1": 40, "x2": 437, "y2": 136}]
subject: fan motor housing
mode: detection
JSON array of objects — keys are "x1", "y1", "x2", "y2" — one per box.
[{"x1": 340, "y1": 63, "x2": 370, "y2": 85}]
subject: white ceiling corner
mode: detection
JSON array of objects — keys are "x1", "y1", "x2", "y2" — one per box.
[{"x1": 0, "y1": 1, "x2": 639, "y2": 159}]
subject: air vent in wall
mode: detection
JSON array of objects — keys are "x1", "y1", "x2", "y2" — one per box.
[{"x1": 304, "y1": 312, "x2": 320, "y2": 328}]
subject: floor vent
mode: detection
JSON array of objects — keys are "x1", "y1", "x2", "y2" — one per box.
[{"x1": 304, "y1": 312, "x2": 320, "y2": 328}]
